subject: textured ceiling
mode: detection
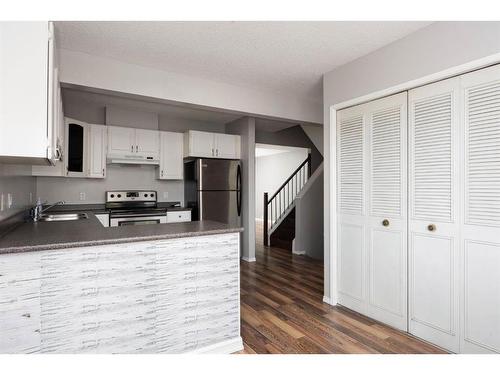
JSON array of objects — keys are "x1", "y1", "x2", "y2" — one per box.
[{"x1": 55, "y1": 21, "x2": 432, "y2": 103}]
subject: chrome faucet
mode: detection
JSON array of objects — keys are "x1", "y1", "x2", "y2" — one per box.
[{"x1": 31, "y1": 200, "x2": 65, "y2": 222}]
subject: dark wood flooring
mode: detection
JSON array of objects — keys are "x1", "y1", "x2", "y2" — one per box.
[{"x1": 238, "y1": 222, "x2": 447, "y2": 354}]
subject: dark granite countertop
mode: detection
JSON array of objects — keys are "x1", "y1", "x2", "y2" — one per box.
[{"x1": 0, "y1": 211, "x2": 242, "y2": 255}]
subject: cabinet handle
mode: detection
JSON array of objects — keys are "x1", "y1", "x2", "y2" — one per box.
[
  {"x1": 428, "y1": 224, "x2": 436, "y2": 232},
  {"x1": 382, "y1": 219, "x2": 390, "y2": 227},
  {"x1": 216, "y1": 149, "x2": 219, "y2": 156},
  {"x1": 22, "y1": 313, "x2": 31, "y2": 318},
  {"x1": 136, "y1": 145, "x2": 138, "y2": 152},
  {"x1": 211, "y1": 148, "x2": 214, "y2": 156},
  {"x1": 102, "y1": 168, "x2": 105, "y2": 176},
  {"x1": 131, "y1": 145, "x2": 133, "y2": 152},
  {"x1": 161, "y1": 170, "x2": 164, "y2": 177}
]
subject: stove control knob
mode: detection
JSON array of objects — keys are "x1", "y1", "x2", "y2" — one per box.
[
  {"x1": 117, "y1": 194, "x2": 121, "y2": 198},
  {"x1": 110, "y1": 194, "x2": 115, "y2": 198},
  {"x1": 144, "y1": 193, "x2": 148, "y2": 197},
  {"x1": 150, "y1": 193, "x2": 154, "y2": 197}
]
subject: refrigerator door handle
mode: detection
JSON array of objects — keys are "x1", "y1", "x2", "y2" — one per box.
[{"x1": 236, "y1": 164, "x2": 242, "y2": 216}]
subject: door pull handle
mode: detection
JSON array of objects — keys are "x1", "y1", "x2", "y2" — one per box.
[
  {"x1": 427, "y1": 224, "x2": 436, "y2": 232},
  {"x1": 382, "y1": 219, "x2": 390, "y2": 227}
]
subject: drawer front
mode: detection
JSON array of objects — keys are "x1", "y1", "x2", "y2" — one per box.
[{"x1": 166, "y1": 210, "x2": 191, "y2": 223}]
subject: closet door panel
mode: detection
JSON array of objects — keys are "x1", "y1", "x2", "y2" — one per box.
[
  {"x1": 461, "y1": 64, "x2": 500, "y2": 354},
  {"x1": 408, "y1": 78, "x2": 460, "y2": 353},
  {"x1": 337, "y1": 106, "x2": 367, "y2": 313},
  {"x1": 366, "y1": 93, "x2": 407, "y2": 330}
]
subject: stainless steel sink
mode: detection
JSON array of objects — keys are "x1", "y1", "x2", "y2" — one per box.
[{"x1": 37, "y1": 213, "x2": 89, "y2": 222}]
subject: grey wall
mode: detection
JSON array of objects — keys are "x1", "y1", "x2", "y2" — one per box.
[
  {"x1": 0, "y1": 164, "x2": 36, "y2": 222},
  {"x1": 256, "y1": 125, "x2": 323, "y2": 173},
  {"x1": 295, "y1": 164, "x2": 323, "y2": 260},
  {"x1": 300, "y1": 124, "x2": 323, "y2": 155},
  {"x1": 322, "y1": 21, "x2": 500, "y2": 301},
  {"x1": 226, "y1": 117, "x2": 256, "y2": 262},
  {"x1": 255, "y1": 148, "x2": 309, "y2": 220},
  {"x1": 36, "y1": 165, "x2": 183, "y2": 205}
]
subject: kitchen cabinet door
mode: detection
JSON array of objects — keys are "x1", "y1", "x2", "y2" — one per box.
[
  {"x1": 158, "y1": 131, "x2": 183, "y2": 180},
  {"x1": 184, "y1": 130, "x2": 215, "y2": 158},
  {"x1": 107, "y1": 126, "x2": 135, "y2": 157},
  {"x1": 0, "y1": 252, "x2": 41, "y2": 354},
  {"x1": 0, "y1": 22, "x2": 52, "y2": 163},
  {"x1": 408, "y1": 77, "x2": 460, "y2": 353},
  {"x1": 88, "y1": 124, "x2": 107, "y2": 178},
  {"x1": 215, "y1": 133, "x2": 240, "y2": 159},
  {"x1": 459, "y1": 64, "x2": 500, "y2": 354},
  {"x1": 135, "y1": 129, "x2": 159, "y2": 159}
]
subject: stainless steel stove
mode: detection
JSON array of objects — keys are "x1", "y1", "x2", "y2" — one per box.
[{"x1": 106, "y1": 190, "x2": 167, "y2": 227}]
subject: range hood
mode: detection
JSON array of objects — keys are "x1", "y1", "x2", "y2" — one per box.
[{"x1": 107, "y1": 155, "x2": 159, "y2": 165}]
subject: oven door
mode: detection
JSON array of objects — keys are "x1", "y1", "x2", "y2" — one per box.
[{"x1": 110, "y1": 215, "x2": 167, "y2": 227}]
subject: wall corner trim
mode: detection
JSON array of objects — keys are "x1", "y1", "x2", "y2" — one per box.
[{"x1": 241, "y1": 256, "x2": 256, "y2": 263}]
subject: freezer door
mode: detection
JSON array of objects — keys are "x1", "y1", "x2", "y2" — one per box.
[
  {"x1": 199, "y1": 191, "x2": 241, "y2": 227},
  {"x1": 197, "y1": 158, "x2": 240, "y2": 190}
]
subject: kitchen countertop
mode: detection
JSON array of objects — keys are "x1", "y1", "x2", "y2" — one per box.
[{"x1": 0, "y1": 211, "x2": 242, "y2": 255}]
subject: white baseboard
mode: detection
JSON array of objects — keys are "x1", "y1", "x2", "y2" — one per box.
[
  {"x1": 241, "y1": 256, "x2": 256, "y2": 262},
  {"x1": 323, "y1": 295, "x2": 335, "y2": 305},
  {"x1": 191, "y1": 337, "x2": 244, "y2": 354}
]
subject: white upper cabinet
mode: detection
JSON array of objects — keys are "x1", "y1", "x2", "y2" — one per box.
[
  {"x1": 107, "y1": 126, "x2": 136, "y2": 156},
  {"x1": 184, "y1": 130, "x2": 215, "y2": 158},
  {"x1": 107, "y1": 126, "x2": 159, "y2": 162},
  {"x1": 0, "y1": 22, "x2": 59, "y2": 165},
  {"x1": 158, "y1": 132, "x2": 183, "y2": 180},
  {"x1": 184, "y1": 130, "x2": 240, "y2": 159},
  {"x1": 135, "y1": 129, "x2": 160, "y2": 159},
  {"x1": 215, "y1": 133, "x2": 241, "y2": 159},
  {"x1": 88, "y1": 124, "x2": 107, "y2": 178}
]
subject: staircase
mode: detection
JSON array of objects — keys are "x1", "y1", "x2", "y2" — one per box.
[{"x1": 263, "y1": 154, "x2": 311, "y2": 248}]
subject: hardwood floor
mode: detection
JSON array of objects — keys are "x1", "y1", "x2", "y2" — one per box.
[{"x1": 238, "y1": 224, "x2": 446, "y2": 354}]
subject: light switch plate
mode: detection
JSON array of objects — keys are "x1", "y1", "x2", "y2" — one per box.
[{"x1": 163, "y1": 192, "x2": 168, "y2": 199}]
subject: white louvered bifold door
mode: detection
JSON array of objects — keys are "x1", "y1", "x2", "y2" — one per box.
[
  {"x1": 408, "y1": 77, "x2": 461, "y2": 353},
  {"x1": 365, "y1": 93, "x2": 407, "y2": 330},
  {"x1": 337, "y1": 92, "x2": 407, "y2": 329},
  {"x1": 337, "y1": 104, "x2": 367, "y2": 314},
  {"x1": 460, "y1": 64, "x2": 500, "y2": 354}
]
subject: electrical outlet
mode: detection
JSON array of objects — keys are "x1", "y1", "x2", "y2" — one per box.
[
  {"x1": 163, "y1": 191, "x2": 168, "y2": 199},
  {"x1": 79, "y1": 192, "x2": 86, "y2": 201},
  {"x1": 7, "y1": 193, "x2": 13, "y2": 209}
]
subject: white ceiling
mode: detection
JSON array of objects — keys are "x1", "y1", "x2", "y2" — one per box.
[{"x1": 55, "y1": 21, "x2": 432, "y2": 104}]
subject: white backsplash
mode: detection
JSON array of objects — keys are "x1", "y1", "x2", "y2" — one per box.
[{"x1": 36, "y1": 164, "x2": 184, "y2": 205}]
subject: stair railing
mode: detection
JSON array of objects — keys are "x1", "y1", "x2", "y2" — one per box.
[{"x1": 263, "y1": 153, "x2": 311, "y2": 246}]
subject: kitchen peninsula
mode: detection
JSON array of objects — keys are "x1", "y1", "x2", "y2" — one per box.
[{"x1": 0, "y1": 212, "x2": 243, "y2": 354}]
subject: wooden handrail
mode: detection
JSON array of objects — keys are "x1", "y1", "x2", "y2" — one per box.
[{"x1": 268, "y1": 154, "x2": 311, "y2": 203}]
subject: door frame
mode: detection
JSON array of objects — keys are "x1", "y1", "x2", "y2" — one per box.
[{"x1": 326, "y1": 52, "x2": 500, "y2": 306}]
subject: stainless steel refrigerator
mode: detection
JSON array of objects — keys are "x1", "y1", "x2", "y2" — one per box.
[{"x1": 184, "y1": 158, "x2": 241, "y2": 227}]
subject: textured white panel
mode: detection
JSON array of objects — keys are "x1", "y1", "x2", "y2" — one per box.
[
  {"x1": 466, "y1": 82, "x2": 500, "y2": 226},
  {"x1": 371, "y1": 107, "x2": 402, "y2": 216},
  {"x1": 1, "y1": 233, "x2": 240, "y2": 354},
  {"x1": 412, "y1": 93, "x2": 453, "y2": 221},
  {"x1": 339, "y1": 115, "x2": 364, "y2": 214},
  {"x1": 338, "y1": 223, "x2": 364, "y2": 301}
]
